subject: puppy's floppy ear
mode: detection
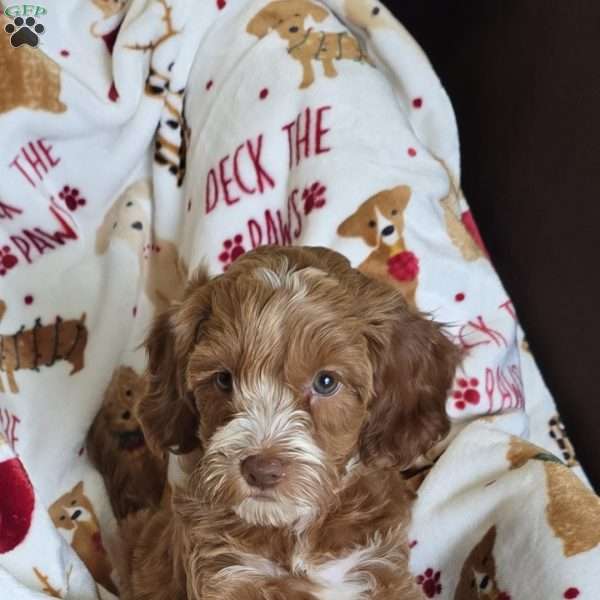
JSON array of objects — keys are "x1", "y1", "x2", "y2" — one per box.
[
  {"x1": 136, "y1": 268, "x2": 210, "y2": 455},
  {"x1": 359, "y1": 282, "x2": 461, "y2": 468}
]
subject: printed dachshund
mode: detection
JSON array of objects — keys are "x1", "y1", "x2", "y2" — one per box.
[
  {"x1": 247, "y1": 0, "x2": 372, "y2": 89},
  {"x1": 338, "y1": 185, "x2": 419, "y2": 307},
  {"x1": 0, "y1": 300, "x2": 87, "y2": 394}
]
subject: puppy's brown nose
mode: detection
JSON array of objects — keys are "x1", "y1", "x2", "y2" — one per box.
[{"x1": 241, "y1": 455, "x2": 285, "y2": 489}]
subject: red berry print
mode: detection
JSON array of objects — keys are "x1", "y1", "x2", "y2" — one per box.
[
  {"x1": 452, "y1": 376, "x2": 480, "y2": 410},
  {"x1": 408, "y1": 147, "x2": 417, "y2": 157},
  {"x1": 0, "y1": 457, "x2": 35, "y2": 554},
  {"x1": 455, "y1": 292, "x2": 465, "y2": 302},
  {"x1": 564, "y1": 589, "x2": 580, "y2": 599},
  {"x1": 206, "y1": 80, "x2": 213, "y2": 90},
  {"x1": 416, "y1": 568, "x2": 442, "y2": 598},
  {"x1": 0, "y1": 245, "x2": 18, "y2": 276},
  {"x1": 132, "y1": 306, "x2": 137, "y2": 317},
  {"x1": 409, "y1": 540, "x2": 417, "y2": 548},
  {"x1": 302, "y1": 181, "x2": 327, "y2": 215},
  {"x1": 498, "y1": 594, "x2": 511, "y2": 600},
  {"x1": 217, "y1": 0, "x2": 226, "y2": 8},
  {"x1": 58, "y1": 185, "x2": 86, "y2": 212},
  {"x1": 24, "y1": 295, "x2": 33, "y2": 305},
  {"x1": 60, "y1": 49, "x2": 70, "y2": 57},
  {"x1": 412, "y1": 97, "x2": 423, "y2": 108},
  {"x1": 259, "y1": 88, "x2": 269, "y2": 100},
  {"x1": 108, "y1": 82, "x2": 119, "y2": 102},
  {"x1": 78, "y1": 447, "x2": 85, "y2": 457},
  {"x1": 219, "y1": 234, "x2": 246, "y2": 271},
  {"x1": 387, "y1": 251, "x2": 419, "y2": 282}
]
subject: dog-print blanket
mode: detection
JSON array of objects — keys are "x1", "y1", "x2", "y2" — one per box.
[{"x1": 0, "y1": 0, "x2": 598, "y2": 598}]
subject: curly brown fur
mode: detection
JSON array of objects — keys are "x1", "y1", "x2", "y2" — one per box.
[
  {"x1": 119, "y1": 246, "x2": 459, "y2": 599},
  {"x1": 87, "y1": 366, "x2": 167, "y2": 520}
]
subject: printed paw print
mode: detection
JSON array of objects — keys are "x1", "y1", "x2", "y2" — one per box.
[
  {"x1": 416, "y1": 568, "x2": 442, "y2": 598},
  {"x1": 387, "y1": 250, "x2": 419, "y2": 282},
  {"x1": 0, "y1": 245, "x2": 18, "y2": 276},
  {"x1": 302, "y1": 181, "x2": 327, "y2": 215},
  {"x1": 452, "y1": 376, "x2": 480, "y2": 410},
  {"x1": 219, "y1": 234, "x2": 246, "y2": 271},
  {"x1": 4, "y1": 16, "x2": 45, "y2": 48},
  {"x1": 58, "y1": 186, "x2": 86, "y2": 212}
]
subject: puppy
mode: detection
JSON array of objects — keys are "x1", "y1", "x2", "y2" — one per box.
[
  {"x1": 120, "y1": 246, "x2": 460, "y2": 600},
  {"x1": 247, "y1": 0, "x2": 372, "y2": 89},
  {"x1": 87, "y1": 366, "x2": 167, "y2": 520}
]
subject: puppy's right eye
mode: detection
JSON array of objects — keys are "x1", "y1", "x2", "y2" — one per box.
[
  {"x1": 368, "y1": 220, "x2": 376, "y2": 228},
  {"x1": 215, "y1": 371, "x2": 233, "y2": 392}
]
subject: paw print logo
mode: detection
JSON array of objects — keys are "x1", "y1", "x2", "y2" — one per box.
[
  {"x1": 57, "y1": 186, "x2": 87, "y2": 212},
  {"x1": 452, "y1": 376, "x2": 480, "y2": 410},
  {"x1": 0, "y1": 245, "x2": 18, "y2": 276},
  {"x1": 416, "y1": 568, "x2": 442, "y2": 598},
  {"x1": 4, "y1": 16, "x2": 45, "y2": 48},
  {"x1": 219, "y1": 234, "x2": 246, "y2": 271},
  {"x1": 302, "y1": 181, "x2": 327, "y2": 215}
]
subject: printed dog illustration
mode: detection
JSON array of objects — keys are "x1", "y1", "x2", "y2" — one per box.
[
  {"x1": 95, "y1": 179, "x2": 188, "y2": 313},
  {"x1": 0, "y1": 300, "x2": 87, "y2": 394},
  {"x1": 338, "y1": 185, "x2": 418, "y2": 306},
  {"x1": 247, "y1": 0, "x2": 372, "y2": 89},
  {"x1": 508, "y1": 436, "x2": 600, "y2": 557},
  {"x1": 454, "y1": 526, "x2": 508, "y2": 599},
  {"x1": 548, "y1": 415, "x2": 578, "y2": 467},
  {"x1": 90, "y1": 0, "x2": 127, "y2": 52},
  {"x1": 87, "y1": 366, "x2": 167, "y2": 520},
  {"x1": 49, "y1": 481, "x2": 116, "y2": 594},
  {"x1": 344, "y1": 0, "x2": 399, "y2": 33},
  {"x1": 0, "y1": 15, "x2": 66, "y2": 115}
]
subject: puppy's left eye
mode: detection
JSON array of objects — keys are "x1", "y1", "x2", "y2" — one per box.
[
  {"x1": 312, "y1": 372, "x2": 340, "y2": 396},
  {"x1": 215, "y1": 371, "x2": 233, "y2": 392}
]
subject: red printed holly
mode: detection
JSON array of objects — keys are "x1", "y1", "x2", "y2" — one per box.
[
  {"x1": 387, "y1": 251, "x2": 419, "y2": 282},
  {"x1": 416, "y1": 568, "x2": 442, "y2": 598},
  {"x1": 302, "y1": 181, "x2": 327, "y2": 215},
  {"x1": 0, "y1": 457, "x2": 35, "y2": 554}
]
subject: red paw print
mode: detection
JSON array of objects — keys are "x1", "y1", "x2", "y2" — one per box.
[
  {"x1": 387, "y1": 251, "x2": 419, "y2": 282},
  {"x1": 416, "y1": 568, "x2": 442, "y2": 598},
  {"x1": 58, "y1": 185, "x2": 86, "y2": 212},
  {"x1": 453, "y1": 377, "x2": 480, "y2": 410},
  {"x1": 0, "y1": 245, "x2": 18, "y2": 276},
  {"x1": 219, "y1": 234, "x2": 245, "y2": 270},
  {"x1": 302, "y1": 181, "x2": 327, "y2": 215}
]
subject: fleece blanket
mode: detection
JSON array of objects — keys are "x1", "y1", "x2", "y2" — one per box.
[{"x1": 0, "y1": 0, "x2": 598, "y2": 598}]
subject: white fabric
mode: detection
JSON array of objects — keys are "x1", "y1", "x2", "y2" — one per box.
[{"x1": 0, "y1": 1, "x2": 597, "y2": 598}]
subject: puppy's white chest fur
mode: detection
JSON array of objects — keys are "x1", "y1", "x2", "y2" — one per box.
[{"x1": 233, "y1": 543, "x2": 383, "y2": 600}]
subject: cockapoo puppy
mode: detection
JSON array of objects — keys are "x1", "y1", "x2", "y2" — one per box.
[{"x1": 118, "y1": 246, "x2": 460, "y2": 600}]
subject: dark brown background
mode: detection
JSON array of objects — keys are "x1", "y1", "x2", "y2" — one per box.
[{"x1": 383, "y1": 1, "x2": 600, "y2": 489}]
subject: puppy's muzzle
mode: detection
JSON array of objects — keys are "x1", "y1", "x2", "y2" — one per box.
[{"x1": 241, "y1": 454, "x2": 286, "y2": 489}]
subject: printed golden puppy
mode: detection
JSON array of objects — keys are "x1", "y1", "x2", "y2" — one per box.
[{"x1": 247, "y1": 0, "x2": 372, "y2": 89}]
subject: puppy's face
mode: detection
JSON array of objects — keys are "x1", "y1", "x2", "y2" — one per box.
[
  {"x1": 49, "y1": 482, "x2": 94, "y2": 531},
  {"x1": 247, "y1": 0, "x2": 329, "y2": 40},
  {"x1": 138, "y1": 247, "x2": 459, "y2": 528}
]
